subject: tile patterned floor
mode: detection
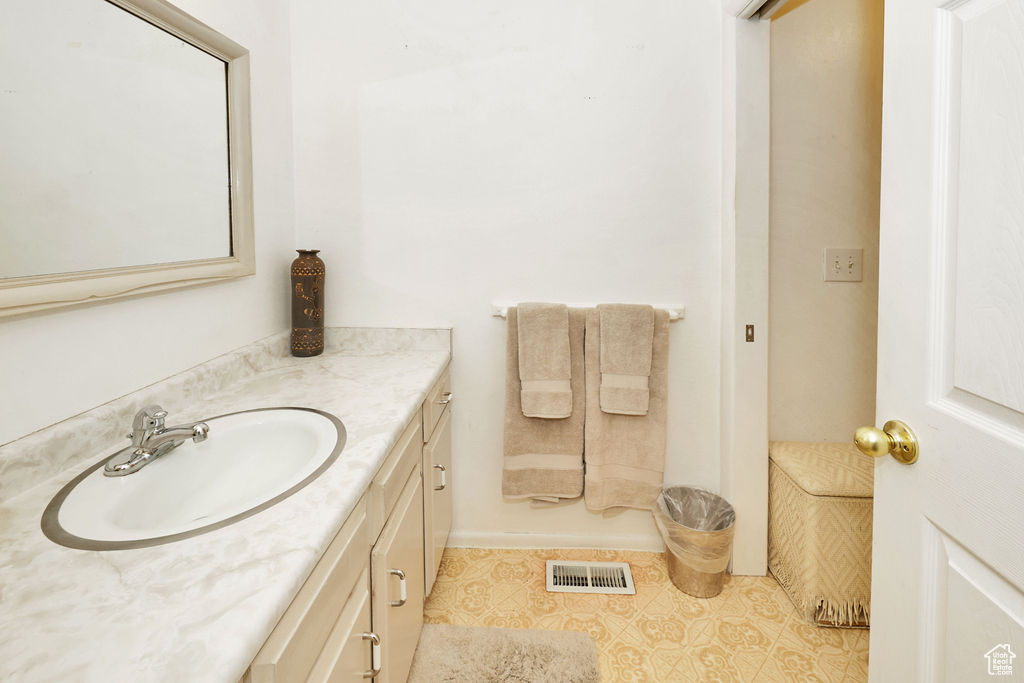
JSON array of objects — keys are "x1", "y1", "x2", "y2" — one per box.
[{"x1": 423, "y1": 548, "x2": 868, "y2": 682}]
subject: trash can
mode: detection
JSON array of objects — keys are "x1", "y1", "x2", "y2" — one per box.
[{"x1": 653, "y1": 486, "x2": 736, "y2": 598}]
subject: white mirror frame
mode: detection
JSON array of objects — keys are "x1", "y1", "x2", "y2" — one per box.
[{"x1": 0, "y1": 0, "x2": 254, "y2": 318}]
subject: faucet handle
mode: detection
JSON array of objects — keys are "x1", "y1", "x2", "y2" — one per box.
[{"x1": 132, "y1": 405, "x2": 168, "y2": 434}]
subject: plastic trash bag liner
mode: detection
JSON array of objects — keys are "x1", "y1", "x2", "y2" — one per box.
[{"x1": 653, "y1": 486, "x2": 736, "y2": 597}]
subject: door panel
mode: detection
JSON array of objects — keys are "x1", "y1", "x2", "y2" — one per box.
[
  {"x1": 920, "y1": 525, "x2": 1024, "y2": 681},
  {"x1": 932, "y1": 0, "x2": 1024, "y2": 431},
  {"x1": 948, "y1": 0, "x2": 1024, "y2": 416},
  {"x1": 874, "y1": 0, "x2": 1024, "y2": 680}
]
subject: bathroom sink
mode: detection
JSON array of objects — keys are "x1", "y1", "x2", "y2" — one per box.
[{"x1": 41, "y1": 407, "x2": 346, "y2": 550}]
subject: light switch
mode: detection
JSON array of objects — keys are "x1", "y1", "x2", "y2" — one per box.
[{"x1": 823, "y1": 248, "x2": 863, "y2": 282}]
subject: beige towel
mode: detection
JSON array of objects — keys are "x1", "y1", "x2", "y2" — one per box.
[
  {"x1": 598, "y1": 304, "x2": 654, "y2": 415},
  {"x1": 584, "y1": 308, "x2": 668, "y2": 511},
  {"x1": 518, "y1": 303, "x2": 572, "y2": 419},
  {"x1": 503, "y1": 307, "x2": 586, "y2": 502}
]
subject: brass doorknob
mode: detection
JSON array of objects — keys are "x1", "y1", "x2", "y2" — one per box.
[{"x1": 854, "y1": 420, "x2": 919, "y2": 464}]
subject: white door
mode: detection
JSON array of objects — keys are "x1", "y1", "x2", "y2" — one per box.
[{"x1": 871, "y1": 0, "x2": 1024, "y2": 680}]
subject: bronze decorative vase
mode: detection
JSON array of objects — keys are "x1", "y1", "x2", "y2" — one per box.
[{"x1": 290, "y1": 249, "x2": 325, "y2": 357}]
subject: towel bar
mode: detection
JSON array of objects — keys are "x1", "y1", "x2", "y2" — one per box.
[{"x1": 491, "y1": 303, "x2": 685, "y2": 322}]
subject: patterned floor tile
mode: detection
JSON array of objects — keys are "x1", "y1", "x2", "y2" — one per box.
[
  {"x1": 773, "y1": 612, "x2": 861, "y2": 681},
  {"x1": 678, "y1": 613, "x2": 779, "y2": 681},
  {"x1": 534, "y1": 611, "x2": 632, "y2": 649},
  {"x1": 755, "y1": 641, "x2": 832, "y2": 682},
  {"x1": 614, "y1": 609, "x2": 699, "y2": 677},
  {"x1": 715, "y1": 577, "x2": 794, "y2": 636},
  {"x1": 844, "y1": 631, "x2": 869, "y2": 682}
]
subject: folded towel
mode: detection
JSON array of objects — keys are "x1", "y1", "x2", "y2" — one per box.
[
  {"x1": 584, "y1": 307, "x2": 669, "y2": 511},
  {"x1": 518, "y1": 302, "x2": 572, "y2": 419},
  {"x1": 598, "y1": 304, "x2": 655, "y2": 415},
  {"x1": 503, "y1": 307, "x2": 586, "y2": 502}
]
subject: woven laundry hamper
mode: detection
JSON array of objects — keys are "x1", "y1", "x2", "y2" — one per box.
[{"x1": 768, "y1": 441, "x2": 873, "y2": 627}]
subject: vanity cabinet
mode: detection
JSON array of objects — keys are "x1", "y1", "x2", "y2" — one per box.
[
  {"x1": 244, "y1": 365, "x2": 450, "y2": 683},
  {"x1": 422, "y1": 369, "x2": 452, "y2": 596}
]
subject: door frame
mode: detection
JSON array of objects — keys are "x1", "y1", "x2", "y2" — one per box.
[{"x1": 719, "y1": 5, "x2": 772, "y2": 576}]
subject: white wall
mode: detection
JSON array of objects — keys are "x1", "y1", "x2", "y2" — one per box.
[
  {"x1": 768, "y1": 0, "x2": 883, "y2": 443},
  {"x1": 0, "y1": 0, "x2": 296, "y2": 446},
  {"x1": 292, "y1": 0, "x2": 726, "y2": 548}
]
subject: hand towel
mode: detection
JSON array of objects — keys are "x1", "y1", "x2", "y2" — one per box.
[
  {"x1": 503, "y1": 307, "x2": 585, "y2": 502},
  {"x1": 584, "y1": 307, "x2": 669, "y2": 511},
  {"x1": 518, "y1": 302, "x2": 572, "y2": 419},
  {"x1": 597, "y1": 304, "x2": 655, "y2": 416}
]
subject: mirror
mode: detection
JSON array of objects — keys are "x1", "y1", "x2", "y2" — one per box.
[{"x1": 0, "y1": 0, "x2": 253, "y2": 317}]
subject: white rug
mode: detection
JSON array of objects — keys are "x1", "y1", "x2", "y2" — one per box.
[{"x1": 408, "y1": 624, "x2": 600, "y2": 682}]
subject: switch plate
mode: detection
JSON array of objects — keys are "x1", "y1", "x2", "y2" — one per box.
[{"x1": 823, "y1": 248, "x2": 863, "y2": 282}]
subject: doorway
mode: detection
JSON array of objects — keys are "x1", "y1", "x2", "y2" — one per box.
[{"x1": 768, "y1": 0, "x2": 885, "y2": 444}]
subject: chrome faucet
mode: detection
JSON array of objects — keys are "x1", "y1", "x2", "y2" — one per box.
[{"x1": 104, "y1": 405, "x2": 209, "y2": 477}]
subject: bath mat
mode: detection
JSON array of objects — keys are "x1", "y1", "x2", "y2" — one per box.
[{"x1": 408, "y1": 624, "x2": 600, "y2": 682}]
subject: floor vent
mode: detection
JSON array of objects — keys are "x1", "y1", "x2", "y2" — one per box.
[{"x1": 545, "y1": 560, "x2": 636, "y2": 595}]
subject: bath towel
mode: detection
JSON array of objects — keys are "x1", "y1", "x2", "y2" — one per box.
[
  {"x1": 517, "y1": 303, "x2": 572, "y2": 419},
  {"x1": 598, "y1": 304, "x2": 655, "y2": 415},
  {"x1": 584, "y1": 307, "x2": 668, "y2": 511},
  {"x1": 503, "y1": 307, "x2": 586, "y2": 503}
]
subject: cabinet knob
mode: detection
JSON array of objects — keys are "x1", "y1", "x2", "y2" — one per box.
[
  {"x1": 388, "y1": 568, "x2": 407, "y2": 607},
  {"x1": 361, "y1": 632, "x2": 381, "y2": 678},
  {"x1": 433, "y1": 463, "x2": 447, "y2": 491},
  {"x1": 437, "y1": 392, "x2": 453, "y2": 406}
]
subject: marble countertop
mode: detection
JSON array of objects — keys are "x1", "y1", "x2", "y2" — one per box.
[{"x1": 0, "y1": 328, "x2": 451, "y2": 682}]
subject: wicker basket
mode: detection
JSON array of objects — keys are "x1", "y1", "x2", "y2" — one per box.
[{"x1": 768, "y1": 441, "x2": 873, "y2": 627}]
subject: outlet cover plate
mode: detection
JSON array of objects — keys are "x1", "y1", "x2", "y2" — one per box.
[{"x1": 823, "y1": 248, "x2": 863, "y2": 282}]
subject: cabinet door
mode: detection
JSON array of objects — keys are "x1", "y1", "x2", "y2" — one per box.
[
  {"x1": 370, "y1": 467, "x2": 424, "y2": 683},
  {"x1": 307, "y1": 565, "x2": 373, "y2": 683},
  {"x1": 422, "y1": 406, "x2": 452, "y2": 596}
]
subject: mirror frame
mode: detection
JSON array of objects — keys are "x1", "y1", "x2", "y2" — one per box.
[{"x1": 0, "y1": 0, "x2": 254, "y2": 318}]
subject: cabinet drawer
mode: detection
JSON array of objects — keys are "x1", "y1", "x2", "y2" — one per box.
[
  {"x1": 421, "y1": 367, "x2": 451, "y2": 443},
  {"x1": 307, "y1": 564, "x2": 373, "y2": 683},
  {"x1": 248, "y1": 497, "x2": 369, "y2": 683},
  {"x1": 369, "y1": 416, "x2": 422, "y2": 541}
]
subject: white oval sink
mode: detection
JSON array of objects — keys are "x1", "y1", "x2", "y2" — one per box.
[{"x1": 42, "y1": 407, "x2": 346, "y2": 550}]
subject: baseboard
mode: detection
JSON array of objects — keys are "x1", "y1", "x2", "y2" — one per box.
[{"x1": 446, "y1": 530, "x2": 666, "y2": 552}]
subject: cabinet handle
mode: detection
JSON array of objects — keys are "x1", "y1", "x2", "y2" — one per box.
[
  {"x1": 361, "y1": 632, "x2": 381, "y2": 679},
  {"x1": 437, "y1": 392, "x2": 453, "y2": 406},
  {"x1": 433, "y1": 463, "x2": 447, "y2": 491},
  {"x1": 388, "y1": 568, "x2": 407, "y2": 607}
]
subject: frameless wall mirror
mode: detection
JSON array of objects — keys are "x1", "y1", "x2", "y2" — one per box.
[{"x1": 0, "y1": 0, "x2": 254, "y2": 317}]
